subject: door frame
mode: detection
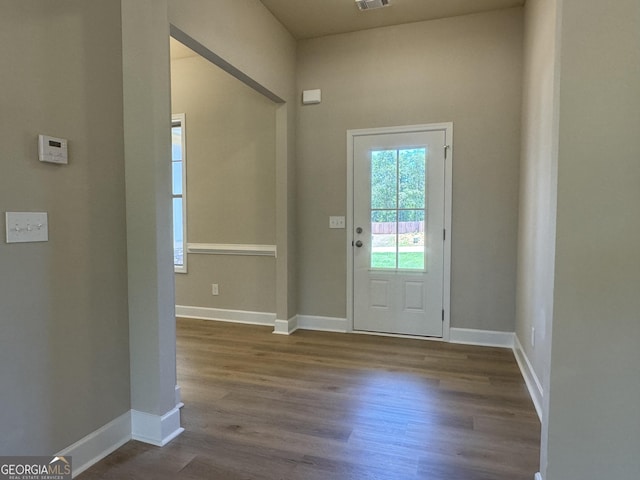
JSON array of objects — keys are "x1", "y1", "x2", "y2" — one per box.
[{"x1": 346, "y1": 123, "x2": 453, "y2": 341}]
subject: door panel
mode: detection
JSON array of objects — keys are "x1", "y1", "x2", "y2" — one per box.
[{"x1": 353, "y1": 128, "x2": 447, "y2": 337}]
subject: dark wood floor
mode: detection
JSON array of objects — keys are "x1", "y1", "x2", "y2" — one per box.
[{"x1": 79, "y1": 318, "x2": 540, "y2": 480}]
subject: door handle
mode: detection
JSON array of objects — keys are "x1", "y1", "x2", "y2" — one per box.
[{"x1": 355, "y1": 240, "x2": 363, "y2": 248}]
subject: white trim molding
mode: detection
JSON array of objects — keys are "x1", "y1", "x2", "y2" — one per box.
[
  {"x1": 56, "y1": 411, "x2": 131, "y2": 478},
  {"x1": 273, "y1": 316, "x2": 298, "y2": 335},
  {"x1": 131, "y1": 406, "x2": 184, "y2": 447},
  {"x1": 57, "y1": 407, "x2": 184, "y2": 477},
  {"x1": 187, "y1": 243, "x2": 277, "y2": 257},
  {"x1": 513, "y1": 335, "x2": 544, "y2": 421},
  {"x1": 297, "y1": 315, "x2": 349, "y2": 333},
  {"x1": 175, "y1": 384, "x2": 183, "y2": 408},
  {"x1": 176, "y1": 305, "x2": 276, "y2": 326},
  {"x1": 449, "y1": 328, "x2": 515, "y2": 348}
]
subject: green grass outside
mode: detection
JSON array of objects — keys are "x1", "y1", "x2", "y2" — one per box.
[{"x1": 371, "y1": 252, "x2": 425, "y2": 270}]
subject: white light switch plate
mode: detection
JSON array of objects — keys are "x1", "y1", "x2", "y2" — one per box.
[
  {"x1": 329, "y1": 216, "x2": 346, "y2": 229},
  {"x1": 5, "y1": 212, "x2": 48, "y2": 243}
]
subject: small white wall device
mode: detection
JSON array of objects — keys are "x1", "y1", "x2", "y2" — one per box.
[
  {"x1": 39, "y1": 134, "x2": 68, "y2": 164},
  {"x1": 302, "y1": 89, "x2": 322, "y2": 105},
  {"x1": 356, "y1": 0, "x2": 390, "y2": 11}
]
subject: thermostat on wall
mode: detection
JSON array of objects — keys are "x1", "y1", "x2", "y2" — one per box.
[{"x1": 39, "y1": 134, "x2": 68, "y2": 164}]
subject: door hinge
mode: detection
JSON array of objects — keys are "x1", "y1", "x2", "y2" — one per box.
[
  {"x1": 442, "y1": 309, "x2": 445, "y2": 321},
  {"x1": 443, "y1": 229, "x2": 446, "y2": 241},
  {"x1": 444, "y1": 145, "x2": 450, "y2": 159}
]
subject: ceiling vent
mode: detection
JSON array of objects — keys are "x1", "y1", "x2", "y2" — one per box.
[{"x1": 355, "y1": 0, "x2": 390, "y2": 11}]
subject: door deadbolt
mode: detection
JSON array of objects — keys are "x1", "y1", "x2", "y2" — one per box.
[{"x1": 356, "y1": 227, "x2": 363, "y2": 234}]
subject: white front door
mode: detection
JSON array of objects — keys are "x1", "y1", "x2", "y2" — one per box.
[{"x1": 350, "y1": 125, "x2": 451, "y2": 337}]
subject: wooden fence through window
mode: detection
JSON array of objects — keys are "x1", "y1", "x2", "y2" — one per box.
[{"x1": 371, "y1": 222, "x2": 425, "y2": 234}]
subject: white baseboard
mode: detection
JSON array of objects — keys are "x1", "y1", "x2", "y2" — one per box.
[
  {"x1": 273, "y1": 316, "x2": 298, "y2": 335},
  {"x1": 296, "y1": 315, "x2": 348, "y2": 333},
  {"x1": 176, "y1": 305, "x2": 276, "y2": 326},
  {"x1": 450, "y1": 327, "x2": 515, "y2": 348},
  {"x1": 56, "y1": 411, "x2": 131, "y2": 478},
  {"x1": 535, "y1": 472, "x2": 543, "y2": 480},
  {"x1": 131, "y1": 406, "x2": 184, "y2": 447},
  {"x1": 57, "y1": 406, "x2": 184, "y2": 477},
  {"x1": 513, "y1": 335, "x2": 544, "y2": 421}
]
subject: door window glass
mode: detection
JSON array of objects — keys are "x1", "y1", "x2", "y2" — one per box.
[{"x1": 370, "y1": 148, "x2": 426, "y2": 271}]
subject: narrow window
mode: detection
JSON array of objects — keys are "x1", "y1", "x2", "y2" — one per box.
[{"x1": 172, "y1": 114, "x2": 187, "y2": 273}]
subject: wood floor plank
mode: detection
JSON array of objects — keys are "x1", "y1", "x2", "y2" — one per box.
[{"x1": 78, "y1": 319, "x2": 540, "y2": 479}]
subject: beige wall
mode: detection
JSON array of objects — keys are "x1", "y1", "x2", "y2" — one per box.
[
  {"x1": 543, "y1": 0, "x2": 640, "y2": 478},
  {"x1": 171, "y1": 50, "x2": 277, "y2": 313},
  {"x1": 169, "y1": 0, "x2": 298, "y2": 321},
  {"x1": 169, "y1": 0, "x2": 296, "y2": 102},
  {"x1": 296, "y1": 8, "x2": 524, "y2": 330},
  {"x1": 515, "y1": 0, "x2": 559, "y2": 408},
  {"x1": 0, "y1": 1, "x2": 130, "y2": 453}
]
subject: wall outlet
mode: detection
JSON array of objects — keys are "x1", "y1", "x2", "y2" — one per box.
[
  {"x1": 531, "y1": 327, "x2": 535, "y2": 347},
  {"x1": 211, "y1": 284, "x2": 219, "y2": 296}
]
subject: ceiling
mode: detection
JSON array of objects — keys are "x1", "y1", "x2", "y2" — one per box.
[{"x1": 260, "y1": 0, "x2": 525, "y2": 40}]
